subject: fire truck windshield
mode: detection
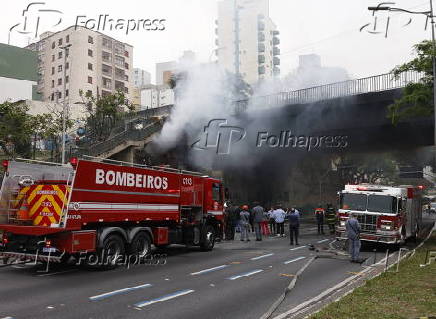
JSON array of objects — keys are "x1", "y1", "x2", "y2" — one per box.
[
  {"x1": 341, "y1": 193, "x2": 398, "y2": 214},
  {"x1": 340, "y1": 193, "x2": 367, "y2": 211},
  {"x1": 367, "y1": 195, "x2": 397, "y2": 214}
]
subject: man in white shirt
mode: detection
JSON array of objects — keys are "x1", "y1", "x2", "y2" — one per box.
[{"x1": 273, "y1": 206, "x2": 286, "y2": 237}]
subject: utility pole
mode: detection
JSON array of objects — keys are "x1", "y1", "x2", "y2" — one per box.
[{"x1": 60, "y1": 44, "x2": 71, "y2": 164}]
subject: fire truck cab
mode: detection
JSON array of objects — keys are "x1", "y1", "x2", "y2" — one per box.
[
  {"x1": 336, "y1": 184, "x2": 422, "y2": 244},
  {"x1": 0, "y1": 157, "x2": 225, "y2": 268}
]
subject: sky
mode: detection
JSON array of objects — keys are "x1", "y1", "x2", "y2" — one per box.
[{"x1": 1, "y1": 0, "x2": 433, "y2": 83}]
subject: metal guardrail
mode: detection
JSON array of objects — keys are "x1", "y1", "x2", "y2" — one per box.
[
  {"x1": 72, "y1": 120, "x2": 164, "y2": 157},
  {"x1": 235, "y1": 71, "x2": 424, "y2": 111}
]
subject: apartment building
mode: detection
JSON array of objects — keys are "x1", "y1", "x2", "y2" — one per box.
[
  {"x1": 216, "y1": 0, "x2": 280, "y2": 84},
  {"x1": 27, "y1": 26, "x2": 133, "y2": 119},
  {"x1": 133, "y1": 68, "x2": 151, "y2": 87}
]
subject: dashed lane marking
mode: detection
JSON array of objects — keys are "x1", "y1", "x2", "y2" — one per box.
[
  {"x1": 289, "y1": 245, "x2": 307, "y2": 251},
  {"x1": 89, "y1": 283, "x2": 152, "y2": 301},
  {"x1": 317, "y1": 239, "x2": 330, "y2": 243},
  {"x1": 279, "y1": 273, "x2": 296, "y2": 278},
  {"x1": 251, "y1": 253, "x2": 274, "y2": 261},
  {"x1": 230, "y1": 261, "x2": 241, "y2": 264},
  {"x1": 227, "y1": 269, "x2": 264, "y2": 280},
  {"x1": 284, "y1": 256, "x2": 306, "y2": 265},
  {"x1": 190, "y1": 265, "x2": 229, "y2": 275},
  {"x1": 133, "y1": 289, "x2": 195, "y2": 308}
]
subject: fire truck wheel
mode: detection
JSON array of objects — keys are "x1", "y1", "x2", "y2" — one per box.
[
  {"x1": 200, "y1": 225, "x2": 216, "y2": 251},
  {"x1": 128, "y1": 232, "x2": 151, "y2": 257},
  {"x1": 98, "y1": 234, "x2": 126, "y2": 269}
]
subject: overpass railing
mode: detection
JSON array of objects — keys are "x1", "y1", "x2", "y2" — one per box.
[{"x1": 235, "y1": 71, "x2": 424, "y2": 111}]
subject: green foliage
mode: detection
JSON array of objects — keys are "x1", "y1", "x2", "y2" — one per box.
[
  {"x1": 80, "y1": 90, "x2": 134, "y2": 141},
  {"x1": 389, "y1": 40, "x2": 435, "y2": 124},
  {"x1": 0, "y1": 101, "x2": 32, "y2": 157}
]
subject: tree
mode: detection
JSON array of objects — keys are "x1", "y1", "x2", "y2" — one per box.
[
  {"x1": 80, "y1": 90, "x2": 134, "y2": 141},
  {"x1": 0, "y1": 101, "x2": 33, "y2": 157},
  {"x1": 389, "y1": 40, "x2": 434, "y2": 124}
]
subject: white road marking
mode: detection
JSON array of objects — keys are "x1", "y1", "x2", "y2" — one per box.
[
  {"x1": 251, "y1": 253, "x2": 274, "y2": 260},
  {"x1": 36, "y1": 269, "x2": 78, "y2": 277},
  {"x1": 227, "y1": 269, "x2": 264, "y2": 280},
  {"x1": 190, "y1": 265, "x2": 229, "y2": 275},
  {"x1": 90, "y1": 283, "x2": 152, "y2": 301},
  {"x1": 1, "y1": 317, "x2": 14, "y2": 319},
  {"x1": 289, "y1": 245, "x2": 307, "y2": 251},
  {"x1": 317, "y1": 239, "x2": 329, "y2": 243},
  {"x1": 283, "y1": 256, "x2": 306, "y2": 265},
  {"x1": 134, "y1": 289, "x2": 195, "y2": 308}
]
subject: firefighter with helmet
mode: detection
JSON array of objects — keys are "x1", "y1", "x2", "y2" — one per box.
[
  {"x1": 325, "y1": 203, "x2": 336, "y2": 234},
  {"x1": 314, "y1": 205, "x2": 325, "y2": 235}
]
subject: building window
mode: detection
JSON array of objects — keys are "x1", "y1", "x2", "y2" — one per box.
[
  {"x1": 58, "y1": 51, "x2": 62, "y2": 59},
  {"x1": 66, "y1": 76, "x2": 69, "y2": 83},
  {"x1": 124, "y1": 51, "x2": 129, "y2": 57},
  {"x1": 51, "y1": 80, "x2": 54, "y2": 88},
  {"x1": 66, "y1": 35, "x2": 70, "y2": 43},
  {"x1": 87, "y1": 90, "x2": 92, "y2": 96},
  {"x1": 51, "y1": 67, "x2": 55, "y2": 75},
  {"x1": 88, "y1": 76, "x2": 93, "y2": 84},
  {"x1": 51, "y1": 54, "x2": 55, "y2": 62},
  {"x1": 65, "y1": 48, "x2": 69, "y2": 57},
  {"x1": 65, "y1": 89, "x2": 69, "y2": 97},
  {"x1": 58, "y1": 38, "x2": 63, "y2": 46},
  {"x1": 52, "y1": 42, "x2": 55, "y2": 49},
  {"x1": 58, "y1": 78, "x2": 62, "y2": 86},
  {"x1": 88, "y1": 49, "x2": 93, "y2": 57},
  {"x1": 58, "y1": 65, "x2": 63, "y2": 72},
  {"x1": 88, "y1": 36, "x2": 93, "y2": 44},
  {"x1": 125, "y1": 62, "x2": 129, "y2": 69},
  {"x1": 66, "y1": 62, "x2": 69, "y2": 70},
  {"x1": 51, "y1": 93, "x2": 54, "y2": 101},
  {"x1": 88, "y1": 63, "x2": 93, "y2": 70},
  {"x1": 58, "y1": 92, "x2": 62, "y2": 99}
]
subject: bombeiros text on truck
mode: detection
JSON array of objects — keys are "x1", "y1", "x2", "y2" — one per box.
[
  {"x1": 0, "y1": 157, "x2": 225, "y2": 268},
  {"x1": 336, "y1": 184, "x2": 423, "y2": 244}
]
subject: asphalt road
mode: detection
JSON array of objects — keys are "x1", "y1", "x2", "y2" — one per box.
[{"x1": 0, "y1": 213, "x2": 434, "y2": 319}]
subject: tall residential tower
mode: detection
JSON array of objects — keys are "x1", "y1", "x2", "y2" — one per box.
[{"x1": 216, "y1": 0, "x2": 280, "y2": 84}]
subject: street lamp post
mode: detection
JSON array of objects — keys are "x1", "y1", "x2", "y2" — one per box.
[
  {"x1": 60, "y1": 44, "x2": 72, "y2": 164},
  {"x1": 368, "y1": 1, "x2": 436, "y2": 146}
]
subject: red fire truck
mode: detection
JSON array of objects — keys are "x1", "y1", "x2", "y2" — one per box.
[
  {"x1": 336, "y1": 184, "x2": 422, "y2": 244},
  {"x1": 0, "y1": 157, "x2": 225, "y2": 267}
]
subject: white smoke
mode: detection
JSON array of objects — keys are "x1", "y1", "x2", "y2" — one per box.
[{"x1": 155, "y1": 63, "x2": 234, "y2": 151}]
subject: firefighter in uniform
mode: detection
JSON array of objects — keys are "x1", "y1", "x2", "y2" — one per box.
[
  {"x1": 325, "y1": 203, "x2": 336, "y2": 234},
  {"x1": 314, "y1": 206, "x2": 325, "y2": 235}
]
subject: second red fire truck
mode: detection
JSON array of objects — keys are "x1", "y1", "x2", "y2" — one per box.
[
  {"x1": 336, "y1": 184, "x2": 422, "y2": 244},
  {"x1": 0, "y1": 157, "x2": 225, "y2": 268}
]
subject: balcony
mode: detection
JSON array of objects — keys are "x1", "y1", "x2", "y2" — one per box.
[
  {"x1": 102, "y1": 78, "x2": 112, "y2": 90},
  {"x1": 115, "y1": 68, "x2": 125, "y2": 80},
  {"x1": 273, "y1": 36, "x2": 280, "y2": 45},
  {"x1": 273, "y1": 57, "x2": 280, "y2": 66},
  {"x1": 258, "y1": 32, "x2": 265, "y2": 42},
  {"x1": 273, "y1": 47, "x2": 280, "y2": 55},
  {"x1": 102, "y1": 38, "x2": 112, "y2": 50},
  {"x1": 273, "y1": 30, "x2": 280, "y2": 36},
  {"x1": 102, "y1": 64, "x2": 112, "y2": 77},
  {"x1": 102, "y1": 52, "x2": 112, "y2": 63},
  {"x1": 114, "y1": 80, "x2": 124, "y2": 91},
  {"x1": 258, "y1": 55, "x2": 265, "y2": 64},
  {"x1": 258, "y1": 43, "x2": 265, "y2": 53},
  {"x1": 273, "y1": 67, "x2": 280, "y2": 75},
  {"x1": 258, "y1": 66, "x2": 265, "y2": 75},
  {"x1": 258, "y1": 21, "x2": 265, "y2": 31}
]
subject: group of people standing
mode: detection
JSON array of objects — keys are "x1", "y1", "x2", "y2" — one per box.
[{"x1": 224, "y1": 203, "x2": 301, "y2": 245}]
